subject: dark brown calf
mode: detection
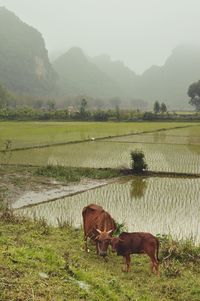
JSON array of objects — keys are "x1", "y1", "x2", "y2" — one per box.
[{"x1": 111, "y1": 232, "x2": 159, "y2": 275}]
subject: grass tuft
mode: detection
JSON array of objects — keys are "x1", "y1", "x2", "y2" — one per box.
[{"x1": 35, "y1": 165, "x2": 122, "y2": 182}]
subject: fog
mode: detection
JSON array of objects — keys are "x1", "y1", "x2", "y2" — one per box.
[{"x1": 0, "y1": 0, "x2": 199, "y2": 74}]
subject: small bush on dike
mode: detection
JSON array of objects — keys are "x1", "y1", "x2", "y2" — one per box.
[{"x1": 130, "y1": 150, "x2": 148, "y2": 174}]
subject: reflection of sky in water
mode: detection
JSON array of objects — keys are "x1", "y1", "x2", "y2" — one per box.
[{"x1": 17, "y1": 177, "x2": 200, "y2": 243}]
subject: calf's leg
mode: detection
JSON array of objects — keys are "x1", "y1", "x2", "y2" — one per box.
[
  {"x1": 147, "y1": 251, "x2": 159, "y2": 275},
  {"x1": 123, "y1": 254, "x2": 131, "y2": 272}
]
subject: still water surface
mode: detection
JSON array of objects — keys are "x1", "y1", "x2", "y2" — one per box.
[{"x1": 17, "y1": 177, "x2": 200, "y2": 243}]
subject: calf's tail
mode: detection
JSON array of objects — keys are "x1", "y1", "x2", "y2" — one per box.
[{"x1": 156, "y1": 238, "x2": 160, "y2": 262}]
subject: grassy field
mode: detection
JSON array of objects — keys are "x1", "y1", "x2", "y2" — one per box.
[
  {"x1": 0, "y1": 214, "x2": 200, "y2": 301},
  {"x1": 0, "y1": 121, "x2": 196, "y2": 150}
]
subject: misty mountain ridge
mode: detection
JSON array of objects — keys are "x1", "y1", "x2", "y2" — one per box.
[
  {"x1": 53, "y1": 47, "x2": 123, "y2": 98},
  {"x1": 139, "y1": 44, "x2": 200, "y2": 106},
  {"x1": 0, "y1": 7, "x2": 56, "y2": 96},
  {"x1": 1, "y1": 6, "x2": 200, "y2": 109},
  {"x1": 54, "y1": 45, "x2": 200, "y2": 108}
]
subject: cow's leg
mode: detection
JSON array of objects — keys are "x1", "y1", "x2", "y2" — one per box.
[{"x1": 84, "y1": 235, "x2": 89, "y2": 252}]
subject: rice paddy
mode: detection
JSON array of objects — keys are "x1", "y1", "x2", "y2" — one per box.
[
  {"x1": 2, "y1": 121, "x2": 200, "y2": 243},
  {"x1": 0, "y1": 121, "x2": 195, "y2": 150},
  {"x1": 2, "y1": 135, "x2": 200, "y2": 174},
  {"x1": 16, "y1": 176, "x2": 200, "y2": 243}
]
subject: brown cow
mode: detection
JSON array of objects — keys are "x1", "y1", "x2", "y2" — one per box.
[
  {"x1": 82, "y1": 204, "x2": 116, "y2": 257},
  {"x1": 111, "y1": 232, "x2": 159, "y2": 275}
]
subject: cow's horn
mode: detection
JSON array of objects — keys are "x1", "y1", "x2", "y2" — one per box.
[
  {"x1": 96, "y1": 229, "x2": 102, "y2": 234},
  {"x1": 107, "y1": 229, "x2": 113, "y2": 234}
]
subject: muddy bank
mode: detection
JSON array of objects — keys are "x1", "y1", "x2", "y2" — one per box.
[{"x1": 12, "y1": 179, "x2": 111, "y2": 209}]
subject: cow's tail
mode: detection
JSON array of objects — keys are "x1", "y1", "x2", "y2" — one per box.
[{"x1": 156, "y1": 238, "x2": 160, "y2": 262}]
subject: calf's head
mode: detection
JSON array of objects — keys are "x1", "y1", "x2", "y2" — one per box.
[
  {"x1": 95, "y1": 229, "x2": 113, "y2": 257},
  {"x1": 110, "y1": 237, "x2": 121, "y2": 252}
]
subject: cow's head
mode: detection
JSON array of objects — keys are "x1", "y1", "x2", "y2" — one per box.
[{"x1": 95, "y1": 229, "x2": 113, "y2": 257}]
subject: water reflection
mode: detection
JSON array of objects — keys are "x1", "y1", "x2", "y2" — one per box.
[
  {"x1": 152, "y1": 131, "x2": 166, "y2": 144},
  {"x1": 130, "y1": 177, "x2": 148, "y2": 199},
  {"x1": 16, "y1": 177, "x2": 200, "y2": 243}
]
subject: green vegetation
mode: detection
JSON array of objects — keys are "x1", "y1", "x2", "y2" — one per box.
[
  {"x1": 0, "y1": 83, "x2": 9, "y2": 109},
  {"x1": 0, "y1": 214, "x2": 199, "y2": 301},
  {"x1": 131, "y1": 150, "x2": 148, "y2": 174},
  {"x1": 0, "y1": 121, "x2": 192, "y2": 150},
  {"x1": 35, "y1": 165, "x2": 123, "y2": 182},
  {"x1": 188, "y1": 80, "x2": 200, "y2": 111}
]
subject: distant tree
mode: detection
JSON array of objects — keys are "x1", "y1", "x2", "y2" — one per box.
[
  {"x1": 33, "y1": 99, "x2": 44, "y2": 109},
  {"x1": 153, "y1": 101, "x2": 160, "y2": 114},
  {"x1": 0, "y1": 83, "x2": 9, "y2": 108},
  {"x1": 115, "y1": 105, "x2": 120, "y2": 121},
  {"x1": 160, "y1": 102, "x2": 167, "y2": 114},
  {"x1": 93, "y1": 110, "x2": 108, "y2": 121},
  {"x1": 80, "y1": 98, "x2": 87, "y2": 118},
  {"x1": 46, "y1": 99, "x2": 55, "y2": 110},
  {"x1": 188, "y1": 80, "x2": 200, "y2": 111}
]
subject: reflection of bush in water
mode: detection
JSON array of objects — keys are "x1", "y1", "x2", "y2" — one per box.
[
  {"x1": 130, "y1": 176, "x2": 148, "y2": 199},
  {"x1": 153, "y1": 131, "x2": 166, "y2": 144},
  {"x1": 187, "y1": 143, "x2": 200, "y2": 155}
]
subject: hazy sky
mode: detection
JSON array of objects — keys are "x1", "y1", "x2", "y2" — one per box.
[{"x1": 0, "y1": 0, "x2": 199, "y2": 74}]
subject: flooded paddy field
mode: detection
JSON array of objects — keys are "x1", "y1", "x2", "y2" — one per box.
[
  {"x1": 2, "y1": 138, "x2": 200, "y2": 174},
  {"x1": 0, "y1": 121, "x2": 189, "y2": 150},
  {"x1": 16, "y1": 176, "x2": 200, "y2": 243},
  {"x1": 106, "y1": 124, "x2": 200, "y2": 145},
  {"x1": 4, "y1": 122, "x2": 200, "y2": 244}
]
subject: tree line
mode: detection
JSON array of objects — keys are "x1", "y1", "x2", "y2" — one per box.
[{"x1": 1, "y1": 80, "x2": 200, "y2": 121}]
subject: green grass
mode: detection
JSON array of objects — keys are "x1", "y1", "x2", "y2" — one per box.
[
  {"x1": 0, "y1": 121, "x2": 196, "y2": 150},
  {"x1": 35, "y1": 165, "x2": 123, "y2": 182},
  {"x1": 0, "y1": 214, "x2": 200, "y2": 301}
]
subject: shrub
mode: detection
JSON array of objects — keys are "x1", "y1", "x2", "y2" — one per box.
[
  {"x1": 130, "y1": 150, "x2": 148, "y2": 174},
  {"x1": 113, "y1": 222, "x2": 126, "y2": 236},
  {"x1": 158, "y1": 234, "x2": 200, "y2": 263}
]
